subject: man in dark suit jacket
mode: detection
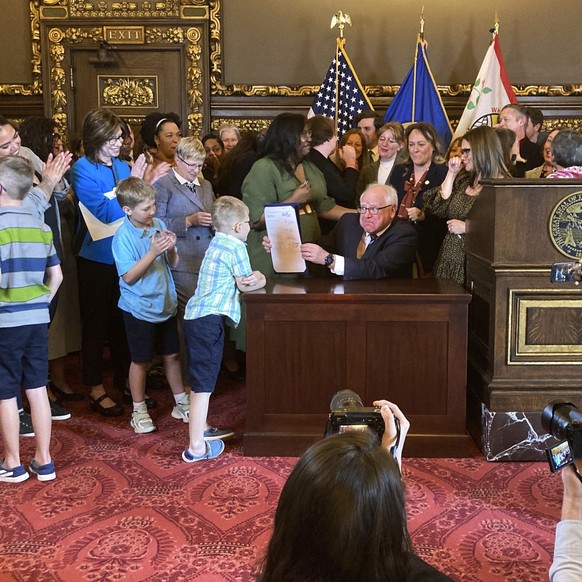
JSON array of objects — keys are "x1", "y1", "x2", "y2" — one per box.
[
  {"x1": 498, "y1": 104, "x2": 544, "y2": 177},
  {"x1": 300, "y1": 184, "x2": 417, "y2": 280}
]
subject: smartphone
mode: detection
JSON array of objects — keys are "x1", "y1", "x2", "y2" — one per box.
[
  {"x1": 551, "y1": 262, "x2": 582, "y2": 283},
  {"x1": 546, "y1": 439, "x2": 575, "y2": 472}
]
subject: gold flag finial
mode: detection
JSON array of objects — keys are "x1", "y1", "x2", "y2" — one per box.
[
  {"x1": 330, "y1": 11, "x2": 352, "y2": 39},
  {"x1": 420, "y1": 6, "x2": 425, "y2": 37},
  {"x1": 494, "y1": 11, "x2": 499, "y2": 35}
]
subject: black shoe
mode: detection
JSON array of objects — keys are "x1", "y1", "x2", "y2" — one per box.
[
  {"x1": 89, "y1": 394, "x2": 124, "y2": 417},
  {"x1": 145, "y1": 365, "x2": 167, "y2": 391},
  {"x1": 221, "y1": 363, "x2": 246, "y2": 381},
  {"x1": 50, "y1": 381, "x2": 84, "y2": 402},
  {"x1": 123, "y1": 389, "x2": 158, "y2": 410},
  {"x1": 50, "y1": 400, "x2": 71, "y2": 421},
  {"x1": 19, "y1": 411, "x2": 35, "y2": 437}
]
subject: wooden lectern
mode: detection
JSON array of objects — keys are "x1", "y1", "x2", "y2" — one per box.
[{"x1": 466, "y1": 178, "x2": 582, "y2": 460}]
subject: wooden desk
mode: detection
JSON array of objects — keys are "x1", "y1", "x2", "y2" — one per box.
[{"x1": 243, "y1": 278, "x2": 472, "y2": 457}]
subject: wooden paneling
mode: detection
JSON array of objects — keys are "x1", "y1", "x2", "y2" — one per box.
[
  {"x1": 466, "y1": 180, "x2": 582, "y2": 416},
  {"x1": 244, "y1": 278, "x2": 471, "y2": 457}
]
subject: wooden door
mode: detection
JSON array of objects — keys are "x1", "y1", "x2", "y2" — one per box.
[{"x1": 68, "y1": 46, "x2": 186, "y2": 143}]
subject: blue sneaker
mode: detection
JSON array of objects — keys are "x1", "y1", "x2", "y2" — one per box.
[
  {"x1": 182, "y1": 440, "x2": 225, "y2": 463},
  {"x1": 0, "y1": 461, "x2": 29, "y2": 483},
  {"x1": 29, "y1": 459, "x2": 56, "y2": 481}
]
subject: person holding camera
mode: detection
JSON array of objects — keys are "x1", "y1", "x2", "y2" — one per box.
[
  {"x1": 550, "y1": 463, "x2": 582, "y2": 581},
  {"x1": 256, "y1": 400, "x2": 452, "y2": 582}
]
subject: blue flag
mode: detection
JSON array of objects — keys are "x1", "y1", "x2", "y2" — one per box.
[
  {"x1": 309, "y1": 40, "x2": 373, "y2": 138},
  {"x1": 384, "y1": 36, "x2": 452, "y2": 146}
]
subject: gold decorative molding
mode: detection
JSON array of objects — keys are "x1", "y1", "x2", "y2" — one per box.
[
  {"x1": 185, "y1": 27, "x2": 203, "y2": 136},
  {"x1": 68, "y1": 0, "x2": 180, "y2": 18},
  {"x1": 212, "y1": 116, "x2": 582, "y2": 134},
  {"x1": 545, "y1": 119, "x2": 582, "y2": 131},
  {"x1": 508, "y1": 289, "x2": 582, "y2": 365},
  {"x1": 99, "y1": 76, "x2": 157, "y2": 107},
  {"x1": 211, "y1": 118, "x2": 271, "y2": 133},
  {"x1": 208, "y1": 0, "x2": 582, "y2": 101},
  {"x1": 47, "y1": 25, "x2": 204, "y2": 136}
]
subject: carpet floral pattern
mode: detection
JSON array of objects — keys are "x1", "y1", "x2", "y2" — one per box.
[{"x1": 0, "y1": 364, "x2": 562, "y2": 581}]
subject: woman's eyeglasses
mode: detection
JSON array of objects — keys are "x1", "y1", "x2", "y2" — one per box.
[
  {"x1": 107, "y1": 134, "x2": 124, "y2": 146},
  {"x1": 177, "y1": 156, "x2": 203, "y2": 169}
]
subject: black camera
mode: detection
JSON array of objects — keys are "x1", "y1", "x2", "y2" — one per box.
[
  {"x1": 325, "y1": 389, "x2": 386, "y2": 442},
  {"x1": 550, "y1": 262, "x2": 582, "y2": 284},
  {"x1": 541, "y1": 401, "x2": 582, "y2": 471}
]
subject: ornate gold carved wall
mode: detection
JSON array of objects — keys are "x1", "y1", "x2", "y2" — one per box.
[
  {"x1": 3, "y1": 1, "x2": 582, "y2": 130},
  {"x1": 45, "y1": 24, "x2": 204, "y2": 136},
  {"x1": 208, "y1": 0, "x2": 582, "y2": 100},
  {"x1": 99, "y1": 76, "x2": 158, "y2": 108}
]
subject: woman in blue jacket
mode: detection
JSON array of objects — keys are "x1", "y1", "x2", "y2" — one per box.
[{"x1": 70, "y1": 109, "x2": 167, "y2": 416}]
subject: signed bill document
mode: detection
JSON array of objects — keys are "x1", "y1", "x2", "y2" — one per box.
[{"x1": 264, "y1": 204, "x2": 306, "y2": 273}]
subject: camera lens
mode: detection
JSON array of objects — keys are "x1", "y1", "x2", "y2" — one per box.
[
  {"x1": 329, "y1": 389, "x2": 364, "y2": 411},
  {"x1": 542, "y1": 401, "x2": 582, "y2": 440}
]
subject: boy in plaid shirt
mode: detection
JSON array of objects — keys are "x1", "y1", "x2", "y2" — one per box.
[{"x1": 182, "y1": 196, "x2": 265, "y2": 462}]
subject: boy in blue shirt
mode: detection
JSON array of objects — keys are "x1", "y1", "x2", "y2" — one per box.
[
  {"x1": 0, "y1": 156, "x2": 63, "y2": 482},
  {"x1": 112, "y1": 177, "x2": 189, "y2": 434},
  {"x1": 182, "y1": 196, "x2": 265, "y2": 462}
]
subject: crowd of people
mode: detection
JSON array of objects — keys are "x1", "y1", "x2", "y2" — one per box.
[
  {"x1": 1, "y1": 105, "x2": 579, "y2": 440},
  {"x1": 0, "y1": 103, "x2": 580, "y2": 576}
]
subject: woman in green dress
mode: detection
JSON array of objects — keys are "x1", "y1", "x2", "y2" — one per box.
[
  {"x1": 242, "y1": 113, "x2": 355, "y2": 278},
  {"x1": 423, "y1": 125, "x2": 511, "y2": 286}
]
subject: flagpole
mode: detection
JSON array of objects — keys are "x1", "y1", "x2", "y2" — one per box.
[
  {"x1": 490, "y1": 11, "x2": 499, "y2": 39},
  {"x1": 412, "y1": 7, "x2": 425, "y2": 123},
  {"x1": 334, "y1": 39, "x2": 341, "y2": 131},
  {"x1": 330, "y1": 11, "x2": 352, "y2": 134}
]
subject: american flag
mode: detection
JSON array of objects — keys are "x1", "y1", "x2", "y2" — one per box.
[{"x1": 308, "y1": 42, "x2": 373, "y2": 138}]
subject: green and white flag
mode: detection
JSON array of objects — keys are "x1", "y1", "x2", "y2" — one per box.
[{"x1": 453, "y1": 33, "x2": 517, "y2": 139}]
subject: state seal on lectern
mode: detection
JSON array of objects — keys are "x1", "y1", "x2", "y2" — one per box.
[{"x1": 549, "y1": 191, "x2": 582, "y2": 259}]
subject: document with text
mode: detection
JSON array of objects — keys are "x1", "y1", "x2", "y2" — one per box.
[{"x1": 264, "y1": 203, "x2": 306, "y2": 273}]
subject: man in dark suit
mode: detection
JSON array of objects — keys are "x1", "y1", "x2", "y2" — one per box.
[
  {"x1": 300, "y1": 184, "x2": 417, "y2": 280},
  {"x1": 498, "y1": 104, "x2": 544, "y2": 177}
]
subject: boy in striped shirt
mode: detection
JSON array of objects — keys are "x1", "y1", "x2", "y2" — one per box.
[{"x1": 0, "y1": 156, "x2": 62, "y2": 483}]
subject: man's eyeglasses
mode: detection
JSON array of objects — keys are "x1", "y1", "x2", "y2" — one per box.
[
  {"x1": 356, "y1": 205, "x2": 392, "y2": 215},
  {"x1": 177, "y1": 156, "x2": 203, "y2": 169},
  {"x1": 107, "y1": 134, "x2": 124, "y2": 146},
  {"x1": 460, "y1": 148, "x2": 472, "y2": 156}
]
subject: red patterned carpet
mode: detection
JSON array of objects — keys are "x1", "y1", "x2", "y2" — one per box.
[{"x1": 0, "y1": 355, "x2": 562, "y2": 582}]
